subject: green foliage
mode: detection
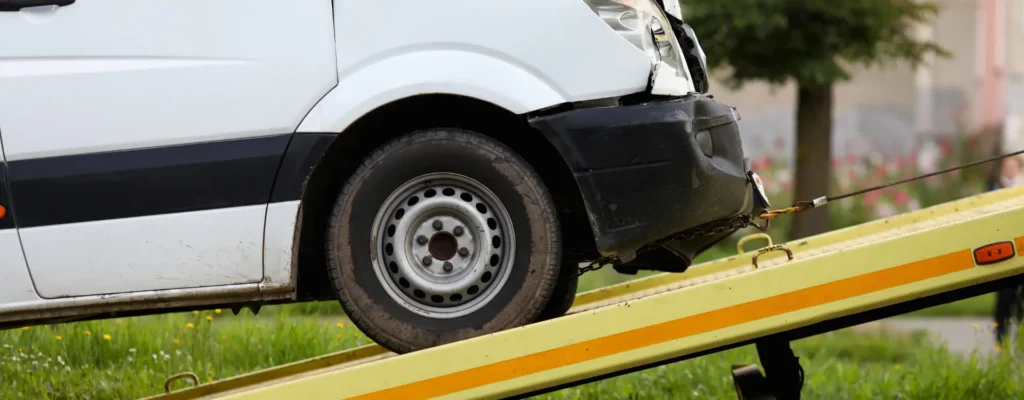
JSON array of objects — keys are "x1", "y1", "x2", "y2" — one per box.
[
  {"x1": 679, "y1": 0, "x2": 951, "y2": 88},
  {"x1": 908, "y1": 294, "x2": 996, "y2": 318},
  {"x1": 0, "y1": 311, "x2": 369, "y2": 399}
]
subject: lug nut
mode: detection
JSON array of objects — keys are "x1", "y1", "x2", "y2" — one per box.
[
  {"x1": 458, "y1": 247, "x2": 469, "y2": 257},
  {"x1": 453, "y1": 226, "x2": 464, "y2": 236},
  {"x1": 443, "y1": 261, "x2": 454, "y2": 272},
  {"x1": 416, "y1": 235, "x2": 428, "y2": 245},
  {"x1": 433, "y1": 220, "x2": 443, "y2": 231},
  {"x1": 422, "y1": 256, "x2": 433, "y2": 266}
]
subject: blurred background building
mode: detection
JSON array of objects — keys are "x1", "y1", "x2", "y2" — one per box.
[{"x1": 713, "y1": 0, "x2": 1024, "y2": 165}]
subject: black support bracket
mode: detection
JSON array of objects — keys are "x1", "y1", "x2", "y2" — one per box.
[{"x1": 731, "y1": 338, "x2": 804, "y2": 400}]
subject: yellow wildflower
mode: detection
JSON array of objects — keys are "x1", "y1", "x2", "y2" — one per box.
[
  {"x1": 207, "y1": 377, "x2": 214, "y2": 383},
  {"x1": 103, "y1": 334, "x2": 111, "y2": 341},
  {"x1": 192, "y1": 310, "x2": 200, "y2": 315},
  {"x1": 206, "y1": 316, "x2": 213, "y2": 321},
  {"x1": 993, "y1": 322, "x2": 999, "y2": 328},
  {"x1": 21, "y1": 326, "x2": 28, "y2": 330},
  {"x1": 186, "y1": 323, "x2": 195, "y2": 329},
  {"x1": 336, "y1": 322, "x2": 344, "y2": 329},
  {"x1": 55, "y1": 335, "x2": 63, "y2": 341},
  {"x1": 174, "y1": 338, "x2": 181, "y2": 344},
  {"x1": 894, "y1": 364, "x2": 901, "y2": 370},
  {"x1": 214, "y1": 309, "x2": 222, "y2": 314},
  {"x1": 84, "y1": 330, "x2": 92, "y2": 336},
  {"x1": 973, "y1": 323, "x2": 980, "y2": 329}
]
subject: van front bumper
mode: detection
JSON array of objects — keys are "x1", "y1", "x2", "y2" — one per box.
[{"x1": 529, "y1": 93, "x2": 769, "y2": 265}]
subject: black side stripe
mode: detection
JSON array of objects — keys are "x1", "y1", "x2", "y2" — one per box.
[
  {"x1": 0, "y1": 162, "x2": 14, "y2": 230},
  {"x1": 8, "y1": 135, "x2": 295, "y2": 228},
  {"x1": 269, "y1": 133, "x2": 338, "y2": 203}
]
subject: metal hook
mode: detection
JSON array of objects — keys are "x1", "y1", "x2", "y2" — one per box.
[
  {"x1": 751, "y1": 244, "x2": 794, "y2": 269},
  {"x1": 736, "y1": 233, "x2": 773, "y2": 254},
  {"x1": 164, "y1": 372, "x2": 200, "y2": 394}
]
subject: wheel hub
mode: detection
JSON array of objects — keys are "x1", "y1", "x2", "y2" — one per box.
[
  {"x1": 371, "y1": 173, "x2": 516, "y2": 319},
  {"x1": 428, "y1": 231, "x2": 457, "y2": 261}
]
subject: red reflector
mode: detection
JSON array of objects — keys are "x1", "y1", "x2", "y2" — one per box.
[{"x1": 974, "y1": 242, "x2": 1016, "y2": 265}]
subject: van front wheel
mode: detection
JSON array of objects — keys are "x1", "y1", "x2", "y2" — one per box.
[{"x1": 325, "y1": 128, "x2": 562, "y2": 354}]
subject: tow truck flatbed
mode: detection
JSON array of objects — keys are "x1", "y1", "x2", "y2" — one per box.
[{"x1": 148, "y1": 184, "x2": 1024, "y2": 400}]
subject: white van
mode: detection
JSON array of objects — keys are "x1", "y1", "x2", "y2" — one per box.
[{"x1": 0, "y1": 0, "x2": 769, "y2": 353}]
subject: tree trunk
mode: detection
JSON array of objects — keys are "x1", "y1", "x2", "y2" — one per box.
[{"x1": 788, "y1": 83, "x2": 833, "y2": 240}]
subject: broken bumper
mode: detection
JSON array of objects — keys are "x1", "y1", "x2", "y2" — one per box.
[{"x1": 529, "y1": 93, "x2": 769, "y2": 261}]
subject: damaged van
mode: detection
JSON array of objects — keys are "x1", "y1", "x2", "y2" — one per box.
[{"x1": 0, "y1": 0, "x2": 768, "y2": 353}]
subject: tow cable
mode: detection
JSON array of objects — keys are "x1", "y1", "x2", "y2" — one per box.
[
  {"x1": 758, "y1": 148, "x2": 1024, "y2": 220},
  {"x1": 577, "y1": 148, "x2": 1024, "y2": 277}
]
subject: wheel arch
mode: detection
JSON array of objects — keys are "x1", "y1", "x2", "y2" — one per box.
[{"x1": 293, "y1": 94, "x2": 598, "y2": 301}]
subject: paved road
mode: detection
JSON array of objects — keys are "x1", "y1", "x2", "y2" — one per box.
[{"x1": 853, "y1": 316, "x2": 1006, "y2": 357}]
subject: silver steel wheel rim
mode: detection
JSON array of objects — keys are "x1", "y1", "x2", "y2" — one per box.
[{"x1": 370, "y1": 172, "x2": 516, "y2": 319}]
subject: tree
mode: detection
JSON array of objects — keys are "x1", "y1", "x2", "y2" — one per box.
[{"x1": 679, "y1": 0, "x2": 950, "y2": 239}]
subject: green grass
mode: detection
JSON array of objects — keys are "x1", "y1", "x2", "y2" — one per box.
[
  {"x1": 0, "y1": 310, "x2": 368, "y2": 399},
  {"x1": 905, "y1": 294, "x2": 997, "y2": 318},
  {"x1": 4, "y1": 309, "x2": 1024, "y2": 399}
]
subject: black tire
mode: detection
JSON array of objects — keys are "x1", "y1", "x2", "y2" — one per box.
[
  {"x1": 537, "y1": 263, "x2": 579, "y2": 321},
  {"x1": 325, "y1": 128, "x2": 562, "y2": 354}
]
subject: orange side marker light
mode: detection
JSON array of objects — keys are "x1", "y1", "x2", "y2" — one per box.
[
  {"x1": 0, "y1": 205, "x2": 6, "y2": 219},
  {"x1": 974, "y1": 242, "x2": 1015, "y2": 265}
]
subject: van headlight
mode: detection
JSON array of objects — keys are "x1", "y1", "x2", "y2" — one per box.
[{"x1": 581, "y1": 0, "x2": 688, "y2": 81}]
